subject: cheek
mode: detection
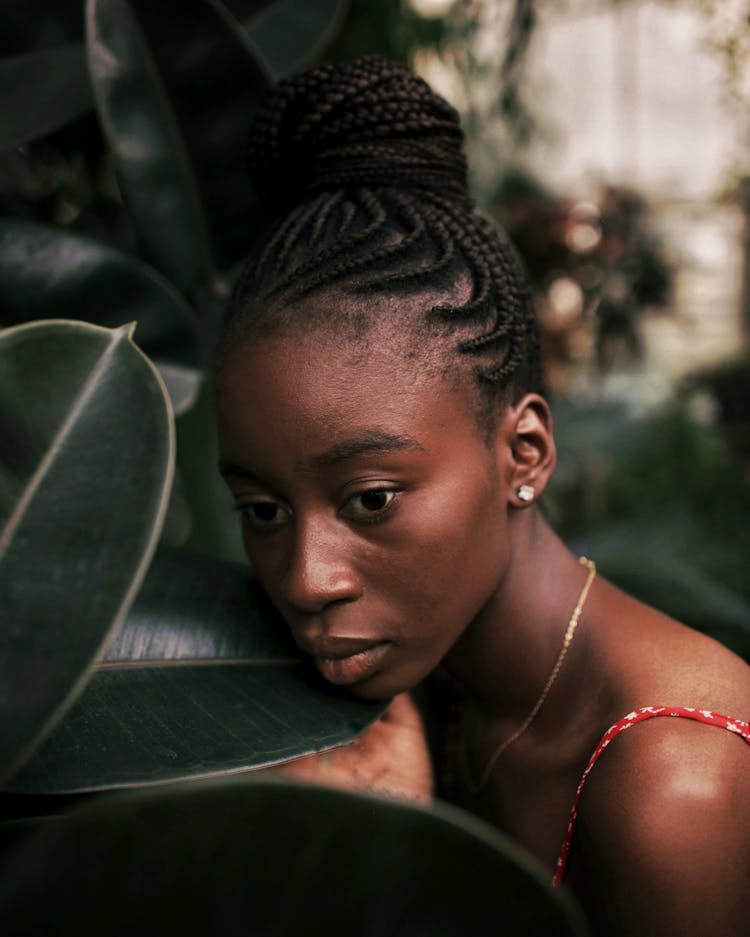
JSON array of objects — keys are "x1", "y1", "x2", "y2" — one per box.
[
  {"x1": 356, "y1": 493, "x2": 506, "y2": 699},
  {"x1": 419, "y1": 464, "x2": 504, "y2": 566},
  {"x1": 380, "y1": 469, "x2": 507, "y2": 621}
]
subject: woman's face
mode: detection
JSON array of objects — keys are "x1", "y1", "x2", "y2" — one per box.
[{"x1": 215, "y1": 326, "x2": 515, "y2": 699}]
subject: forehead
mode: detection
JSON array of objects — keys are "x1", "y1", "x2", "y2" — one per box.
[{"x1": 215, "y1": 326, "x2": 480, "y2": 467}]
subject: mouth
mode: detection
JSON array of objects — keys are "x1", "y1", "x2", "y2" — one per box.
[{"x1": 311, "y1": 641, "x2": 391, "y2": 686}]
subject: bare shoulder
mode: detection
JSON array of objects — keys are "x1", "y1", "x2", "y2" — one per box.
[
  {"x1": 569, "y1": 582, "x2": 750, "y2": 932},
  {"x1": 574, "y1": 706, "x2": 750, "y2": 937},
  {"x1": 600, "y1": 579, "x2": 750, "y2": 707}
]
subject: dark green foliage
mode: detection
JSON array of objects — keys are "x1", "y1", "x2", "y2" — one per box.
[
  {"x1": 689, "y1": 355, "x2": 750, "y2": 454},
  {"x1": 0, "y1": 220, "x2": 202, "y2": 372},
  {"x1": 325, "y1": 0, "x2": 447, "y2": 65},
  {"x1": 0, "y1": 1, "x2": 84, "y2": 58},
  {"x1": 0, "y1": 780, "x2": 589, "y2": 936},
  {"x1": 0, "y1": 44, "x2": 91, "y2": 149},
  {"x1": 232, "y1": 0, "x2": 350, "y2": 80},
  {"x1": 9, "y1": 548, "x2": 386, "y2": 794},
  {"x1": 0, "y1": 320, "x2": 173, "y2": 786},
  {"x1": 86, "y1": 0, "x2": 270, "y2": 297}
]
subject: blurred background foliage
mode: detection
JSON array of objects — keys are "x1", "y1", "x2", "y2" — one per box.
[{"x1": 2, "y1": 0, "x2": 749, "y2": 662}]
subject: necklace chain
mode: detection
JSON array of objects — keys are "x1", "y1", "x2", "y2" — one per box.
[{"x1": 461, "y1": 556, "x2": 597, "y2": 794}]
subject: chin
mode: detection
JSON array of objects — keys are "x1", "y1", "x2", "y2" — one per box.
[
  {"x1": 344, "y1": 661, "x2": 424, "y2": 702},
  {"x1": 346, "y1": 679, "x2": 397, "y2": 702}
]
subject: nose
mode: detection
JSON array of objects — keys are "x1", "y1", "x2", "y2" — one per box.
[{"x1": 282, "y1": 518, "x2": 362, "y2": 614}]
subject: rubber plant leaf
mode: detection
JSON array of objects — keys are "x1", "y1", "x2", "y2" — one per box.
[
  {"x1": 0, "y1": 44, "x2": 92, "y2": 150},
  {"x1": 228, "y1": 0, "x2": 349, "y2": 81},
  {"x1": 0, "y1": 220, "x2": 203, "y2": 415},
  {"x1": 0, "y1": 780, "x2": 590, "y2": 937},
  {"x1": 86, "y1": 0, "x2": 270, "y2": 299},
  {"x1": 0, "y1": 320, "x2": 174, "y2": 786},
  {"x1": 8, "y1": 547, "x2": 387, "y2": 794}
]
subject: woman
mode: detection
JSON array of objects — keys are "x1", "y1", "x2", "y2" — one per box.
[{"x1": 214, "y1": 57, "x2": 750, "y2": 936}]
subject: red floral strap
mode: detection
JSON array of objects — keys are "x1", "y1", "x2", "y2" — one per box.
[{"x1": 553, "y1": 706, "x2": 750, "y2": 887}]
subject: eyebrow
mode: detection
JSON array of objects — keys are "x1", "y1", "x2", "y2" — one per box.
[
  {"x1": 300, "y1": 430, "x2": 424, "y2": 470},
  {"x1": 218, "y1": 458, "x2": 256, "y2": 480},
  {"x1": 218, "y1": 431, "x2": 423, "y2": 481}
]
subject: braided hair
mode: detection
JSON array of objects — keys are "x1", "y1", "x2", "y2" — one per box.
[{"x1": 220, "y1": 56, "x2": 542, "y2": 424}]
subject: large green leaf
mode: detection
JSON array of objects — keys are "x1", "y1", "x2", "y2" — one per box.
[
  {"x1": 0, "y1": 220, "x2": 203, "y2": 413},
  {"x1": 8, "y1": 547, "x2": 386, "y2": 794},
  {"x1": 86, "y1": 0, "x2": 270, "y2": 298},
  {"x1": 0, "y1": 320, "x2": 174, "y2": 785},
  {"x1": 0, "y1": 780, "x2": 589, "y2": 936},
  {"x1": 0, "y1": 44, "x2": 92, "y2": 149},
  {"x1": 231, "y1": 0, "x2": 350, "y2": 80}
]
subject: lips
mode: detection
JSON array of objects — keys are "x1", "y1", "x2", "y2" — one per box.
[
  {"x1": 300, "y1": 636, "x2": 384, "y2": 658},
  {"x1": 311, "y1": 641, "x2": 391, "y2": 686}
]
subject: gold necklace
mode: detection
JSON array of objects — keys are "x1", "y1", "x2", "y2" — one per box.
[{"x1": 461, "y1": 556, "x2": 597, "y2": 794}]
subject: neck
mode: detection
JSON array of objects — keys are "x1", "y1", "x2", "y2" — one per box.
[{"x1": 441, "y1": 510, "x2": 594, "y2": 719}]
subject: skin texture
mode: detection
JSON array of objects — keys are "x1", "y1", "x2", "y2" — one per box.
[
  {"x1": 215, "y1": 312, "x2": 750, "y2": 937},
  {"x1": 275, "y1": 691, "x2": 433, "y2": 803}
]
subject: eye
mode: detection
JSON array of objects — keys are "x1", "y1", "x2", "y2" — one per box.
[
  {"x1": 235, "y1": 498, "x2": 291, "y2": 532},
  {"x1": 342, "y1": 488, "x2": 399, "y2": 523}
]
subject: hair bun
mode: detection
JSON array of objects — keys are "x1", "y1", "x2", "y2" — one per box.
[{"x1": 247, "y1": 56, "x2": 470, "y2": 208}]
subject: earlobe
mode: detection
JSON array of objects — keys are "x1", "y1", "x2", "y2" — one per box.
[{"x1": 502, "y1": 394, "x2": 556, "y2": 506}]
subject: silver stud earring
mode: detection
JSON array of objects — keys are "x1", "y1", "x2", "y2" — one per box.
[{"x1": 517, "y1": 484, "x2": 535, "y2": 503}]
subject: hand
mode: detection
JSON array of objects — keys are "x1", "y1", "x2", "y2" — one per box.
[{"x1": 272, "y1": 693, "x2": 434, "y2": 804}]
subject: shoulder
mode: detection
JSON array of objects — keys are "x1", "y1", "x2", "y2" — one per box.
[{"x1": 574, "y1": 708, "x2": 750, "y2": 936}]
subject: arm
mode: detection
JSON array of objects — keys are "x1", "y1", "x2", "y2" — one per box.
[
  {"x1": 273, "y1": 692, "x2": 434, "y2": 803},
  {"x1": 574, "y1": 717, "x2": 750, "y2": 937}
]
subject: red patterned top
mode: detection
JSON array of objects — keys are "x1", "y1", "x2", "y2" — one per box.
[{"x1": 553, "y1": 706, "x2": 750, "y2": 887}]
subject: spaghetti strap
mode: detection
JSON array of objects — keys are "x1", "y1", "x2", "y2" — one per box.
[{"x1": 553, "y1": 706, "x2": 750, "y2": 887}]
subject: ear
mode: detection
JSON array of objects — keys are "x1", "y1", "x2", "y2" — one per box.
[{"x1": 498, "y1": 394, "x2": 556, "y2": 508}]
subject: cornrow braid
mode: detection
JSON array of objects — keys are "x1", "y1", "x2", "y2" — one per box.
[
  {"x1": 365, "y1": 204, "x2": 454, "y2": 289},
  {"x1": 221, "y1": 55, "x2": 541, "y2": 417}
]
